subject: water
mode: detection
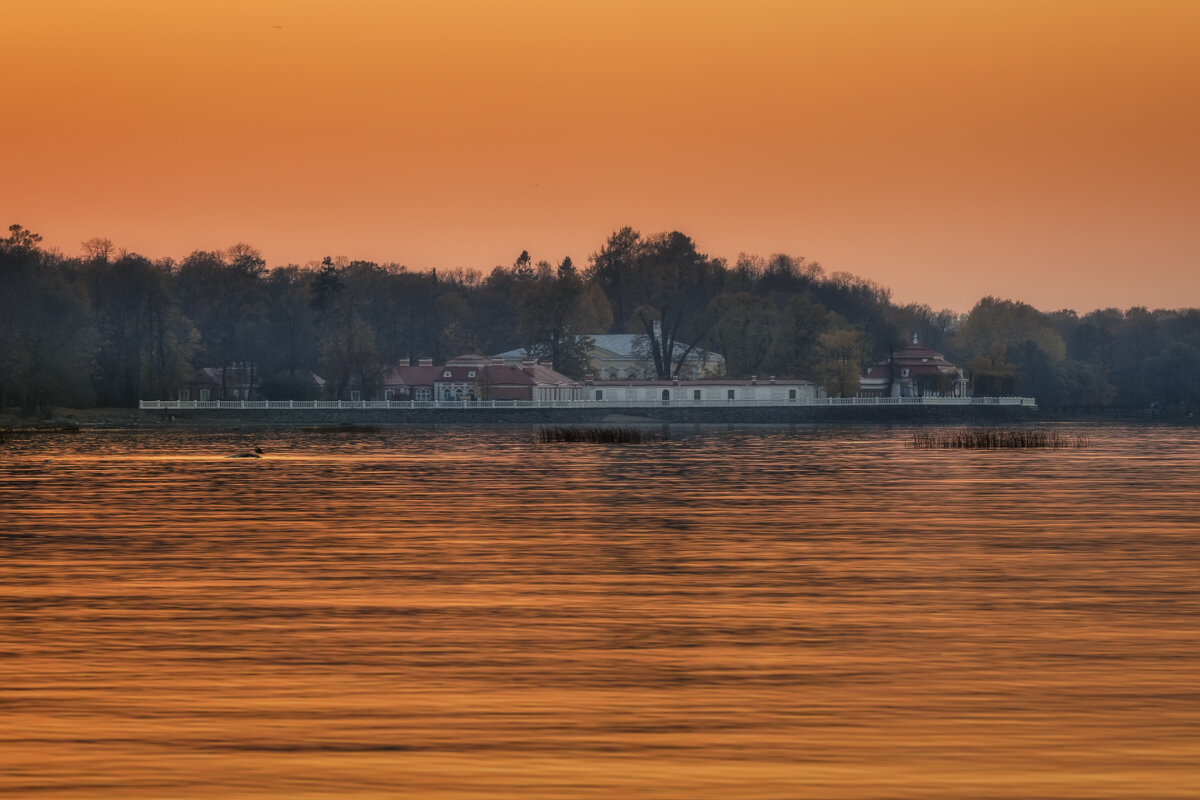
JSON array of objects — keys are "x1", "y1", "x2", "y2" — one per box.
[{"x1": 1, "y1": 424, "x2": 1197, "y2": 798}]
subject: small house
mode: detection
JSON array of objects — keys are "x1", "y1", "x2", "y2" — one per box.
[
  {"x1": 858, "y1": 336, "x2": 968, "y2": 398},
  {"x1": 181, "y1": 363, "x2": 259, "y2": 401}
]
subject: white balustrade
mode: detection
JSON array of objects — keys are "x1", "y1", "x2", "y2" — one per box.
[{"x1": 140, "y1": 395, "x2": 1037, "y2": 411}]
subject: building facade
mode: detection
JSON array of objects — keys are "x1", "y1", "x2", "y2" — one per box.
[
  {"x1": 373, "y1": 355, "x2": 582, "y2": 402},
  {"x1": 585, "y1": 377, "x2": 818, "y2": 404},
  {"x1": 182, "y1": 364, "x2": 259, "y2": 401}
]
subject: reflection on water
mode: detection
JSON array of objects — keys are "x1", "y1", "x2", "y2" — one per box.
[{"x1": 1, "y1": 424, "x2": 1198, "y2": 798}]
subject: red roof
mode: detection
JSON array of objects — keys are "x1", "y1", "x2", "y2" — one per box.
[
  {"x1": 864, "y1": 339, "x2": 959, "y2": 379},
  {"x1": 485, "y1": 366, "x2": 536, "y2": 388},
  {"x1": 380, "y1": 363, "x2": 573, "y2": 388}
]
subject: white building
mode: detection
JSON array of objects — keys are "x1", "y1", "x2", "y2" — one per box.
[{"x1": 584, "y1": 377, "x2": 818, "y2": 404}]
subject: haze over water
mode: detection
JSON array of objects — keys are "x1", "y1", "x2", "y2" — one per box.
[{"x1": 2, "y1": 425, "x2": 1198, "y2": 798}]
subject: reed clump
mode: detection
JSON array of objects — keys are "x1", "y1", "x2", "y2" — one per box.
[
  {"x1": 910, "y1": 428, "x2": 1089, "y2": 449},
  {"x1": 537, "y1": 426, "x2": 667, "y2": 444}
]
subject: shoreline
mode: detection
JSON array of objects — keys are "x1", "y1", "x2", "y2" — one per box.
[{"x1": 4, "y1": 405, "x2": 1195, "y2": 430}]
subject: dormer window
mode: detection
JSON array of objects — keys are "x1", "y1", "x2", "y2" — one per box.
[
  {"x1": 443, "y1": 371, "x2": 451, "y2": 378},
  {"x1": 901, "y1": 368, "x2": 910, "y2": 377},
  {"x1": 467, "y1": 371, "x2": 476, "y2": 378}
]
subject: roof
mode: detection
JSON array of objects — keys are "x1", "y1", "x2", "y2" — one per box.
[
  {"x1": 380, "y1": 365, "x2": 486, "y2": 385},
  {"x1": 864, "y1": 337, "x2": 960, "y2": 379},
  {"x1": 588, "y1": 334, "x2": 648, "y2": 358},
  {"x1": 482, "y1": 365, "x2": 536, "y2": 387},
  {"x1": 520, "y1": 363, "x2": 578, "y2": 386},
  {"x1": 494, "y1": 334, "x2": 720, "y2": 361},
  {"x1": 190, "y1": 366, "x2": 255, "y2": 386},
  {"x1": 192, "y1": 367, "x2": 223, "y2": 385},
  {"x1": 380, "y1": 362, "x2": 576, "y2": 388},
  {"x1": 588, "y1": 334, "x2": 721, "y2": 361}
]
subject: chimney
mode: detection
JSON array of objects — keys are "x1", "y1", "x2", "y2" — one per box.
[
  {"x1": 490, "y1": 356, "x2": 505, "y2": 365},
  {"x1": 769, "y1": 376, "x2": 776, "y2": 384},
  {"x1": 522, "y1": 358, "x2": 537, "y2": 367},
  {"x1": 750, "y1": 375, "x2": 757, "y2": 385},
  {"x1": 418, "y1": 357, "x2": 433, "y2": 367}
]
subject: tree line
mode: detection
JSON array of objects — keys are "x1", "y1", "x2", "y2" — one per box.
[{"x1": 2, "y1": 223, "x2": 1198, "y2": 415}]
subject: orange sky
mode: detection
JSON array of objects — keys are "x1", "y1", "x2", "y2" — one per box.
[{"x1": 3, "y1": 0, "x2": 1197, "y2": 312}]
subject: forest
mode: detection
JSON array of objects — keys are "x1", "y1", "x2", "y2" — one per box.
[{"x1": 2, "y1": 223, "x2": 1198, "y2": 416}]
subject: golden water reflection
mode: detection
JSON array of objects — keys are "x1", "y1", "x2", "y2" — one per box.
[{"x1": 1, "y1": 425, "x2": 1198, "y2": 798}]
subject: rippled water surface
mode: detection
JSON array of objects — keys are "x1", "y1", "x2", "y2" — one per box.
[{"x1": 2, "y1": 424, "x2": 1198, "y2": 798}]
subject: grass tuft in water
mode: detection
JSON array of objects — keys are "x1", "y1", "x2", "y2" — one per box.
[
  {"x1": 538, "y1": 426, "x2": 667, "y2": 444},
  {"x1": 909, "y1": 428, "x2": 1089, "y2": 449}
]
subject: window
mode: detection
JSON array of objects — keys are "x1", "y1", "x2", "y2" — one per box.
[
  {"x1": 443, "y1": 371, "x2": 452, "y2": 378},
  {"x1": 231, "y1": 388, "x2": 240, "y2": 400},
  {"x1": 351, "y1": 390, "x2": 361, "y2": 401},
  {"x1": 385, "y1": 389, "x2": 395, "y2": 401},
  {"x1": 661, "y1": 389, "x2": 671, "y2": 402},
  {"x1": 467, "y1": 370, "x2": 476, "y2": 378},
  {"x1": 788, "y1": 389, "x2": 797, "y2": 400},
  {"x1": 180, "y1": 389, "x2": 190, "y2": 401},
  {"x1": 901, "y1": 368, "x2": 910, "y2": 377},
  {"x1": 416, "y1": 388, "x2": 432, "y2": 401},
  {"x1": 727, "y1": 389, "x2": 735, "y2": 400},
  {"x1": 199, "y1": 389, "x2": 211, "y2": 401},
  {"x1": 595, "y1": 389, "x2": 604, "y2": 400},
  {"x1": 693, "y1": 389, "x2": 702, "y2": 400}
]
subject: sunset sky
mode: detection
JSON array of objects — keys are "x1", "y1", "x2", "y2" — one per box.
[{"x1": 3, "y1": 0, "x2": 1197, "y2": 312}]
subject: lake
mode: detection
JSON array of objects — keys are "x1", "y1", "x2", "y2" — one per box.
[{"x1": 1, "y1": 423, "x2": 1197, "y2": 798}]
